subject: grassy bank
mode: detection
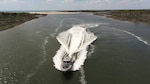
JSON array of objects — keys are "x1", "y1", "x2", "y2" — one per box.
[
  {"x1": 94, "y1": 10, "x2": 150, "y2": 24},
  {"x1": 0, "y1": 12, "x2": 47, "y2": 31}
]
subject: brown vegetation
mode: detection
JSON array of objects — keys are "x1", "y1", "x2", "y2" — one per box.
[
  {"x1": 0, "y1": 12, "x2": 47, "y2": 31},
  {"x1": 94, "y1": 10, "x2": 150, "y2": 23}
]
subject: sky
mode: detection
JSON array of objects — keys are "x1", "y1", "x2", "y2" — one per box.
[{"x1": 0, "y1": 0, "x2": 150, "y2": 11}]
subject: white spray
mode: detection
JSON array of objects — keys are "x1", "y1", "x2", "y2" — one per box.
[{"x1": 53, "y1": 26, "x2": 97, "y2": 71}]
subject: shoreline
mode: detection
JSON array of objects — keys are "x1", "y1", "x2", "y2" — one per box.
[
  {"x1": 0, "y1": 11, "x2": 81, "y2": 32},
  {"x1": 1, "y1": 10, "x2": 150, "y2": 32},
  {"x1": 0, "y1": 12, "x2": 47, "y2": 31},
  {"x1": 29, "y1": 11, "x2": 80, "y2": 15},
  {"x1": 32, "y1": 10, "x2": 150, "y2": 24},
  {"x1": 93, "y1": 10, "x2": 150, "y2": 24}
]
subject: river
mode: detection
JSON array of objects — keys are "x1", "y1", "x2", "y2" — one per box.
[{"x1": 0, "y1": 13, "x2": 150, "y2": 84}]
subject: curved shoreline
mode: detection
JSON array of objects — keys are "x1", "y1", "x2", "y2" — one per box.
[
  {"x1": 93, "y1": 10, "x2": 150, "y2": 24},
  {"x1": 0, "y1": 12, "x2": 47, "y2": 31}
]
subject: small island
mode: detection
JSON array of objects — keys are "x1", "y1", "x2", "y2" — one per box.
[{"x1": 0, "y1": 12, "x2": 47, "y2": 31}]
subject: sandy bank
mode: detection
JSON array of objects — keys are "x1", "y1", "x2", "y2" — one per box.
[{"x1": 29, "y1": 12, "x2": 80, "y2": 15}]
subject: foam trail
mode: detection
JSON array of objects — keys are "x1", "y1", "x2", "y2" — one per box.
[
  {"x1": 122, "y1": 30, "x2": 150, "y2": 45},
  {"x1": 51, "y1": 20, "x2": 64, "y2": 37},
  {"x1": 23, "y1": 36, "x2": 49, "y2": 84},
  {"x1": 41, "y1": 36, "x2": 49, "y2": 63},
  {"x1": 87, "y1": 44, "x2": 95, "y2": 57},
  {"x1": 73, "y1": 23, "x2": 99, "y2": 28},
  {"x1": 73, "y1": 46, "x2": 88, "y2": 70},
  {"x1": 52, "y1": 46, "x2": 66, "y2": 70},
  {"x1": 53, "y1": 26, "x2": 97, "y2": 71},
  {"x1": 73, "y1": 23, "x2": 109, "y2": 29},
  {"x1": 79, "y1": 66, "x2": 87, "y2": 84}
]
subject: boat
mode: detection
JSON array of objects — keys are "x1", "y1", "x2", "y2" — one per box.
[{"x1": 55, "y1": 26, "x2": 97, "y2": 71}]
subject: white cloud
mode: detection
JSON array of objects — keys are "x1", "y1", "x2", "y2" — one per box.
[
  {"x1": 95, "y1": 0, "x2": 112, "y2": 3},
  {"x1": 0, "y1": 0, "x2": 149, "y2": 10},
  {"x1": 0, "y1": 0, "x2": 24, "y2": 4},
  {"x1": 64, "y1": 0, "x2": 73, "y2": 3},
  {"x1": 120, "y1": 0, "x2": 143, "y2": 4},
  {"x1": 45, "y1": 0, "x2": 55, "y2": 4},
  {"x1": 83, "y1": 0, "x2": 112, "y2": 9},
  {"x1": 116, "y1": 0, "x2": 145, "y2": 9},
  {"x1": 46, "y1": 0, "x2": 53, "y2": 2},
  {"x1": 87, "y1": 0, "x2": 112, "y2": 5}
]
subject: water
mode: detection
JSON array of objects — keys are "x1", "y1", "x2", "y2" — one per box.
[{"x1": 0, "y1": 14, "x2": 150, "y2": 84}]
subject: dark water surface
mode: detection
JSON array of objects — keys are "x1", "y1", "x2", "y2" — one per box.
[{"x1": 0, "y1": 14, "x2": 150, "y2": 84}]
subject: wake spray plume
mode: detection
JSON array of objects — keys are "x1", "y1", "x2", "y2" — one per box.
[{"x1": 53, "y1": 26, "x2": 97, "y2": 71}]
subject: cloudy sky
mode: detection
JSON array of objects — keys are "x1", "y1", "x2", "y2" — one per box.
[{"x1": 0, "y1": 0, "x2": 149, "y2": 11}]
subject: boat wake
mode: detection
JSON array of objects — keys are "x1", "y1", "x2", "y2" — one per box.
[
  {"x1": 79, "y1": 66, "x2": 87, "y2": 84},
  {"x1": 122, "y1": 30, "x2": 150, "y2": 46},
  {"x1": 53, "y1": 26, "x2": 97, "y2": 71},
  {"x1": 23, "y1": 36, "x2": 49, "y2": 84},
  {"x1": 112, "y1": 28, "x2": 150, "y2": 46},
  {"x1": 73, "y1": 23, "x2": 99, "y2": 28},
  {"x1": 50, "y1": 20, "x2": 64, "y2": 38}
]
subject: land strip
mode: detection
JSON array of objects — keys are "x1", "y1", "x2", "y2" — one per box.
[
  {"x1": 0, "y1": 12, "x2": 47, "y2": 31},
  {"x1": 93, "y1": 10, "x2": 150, "y2": 24}
]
